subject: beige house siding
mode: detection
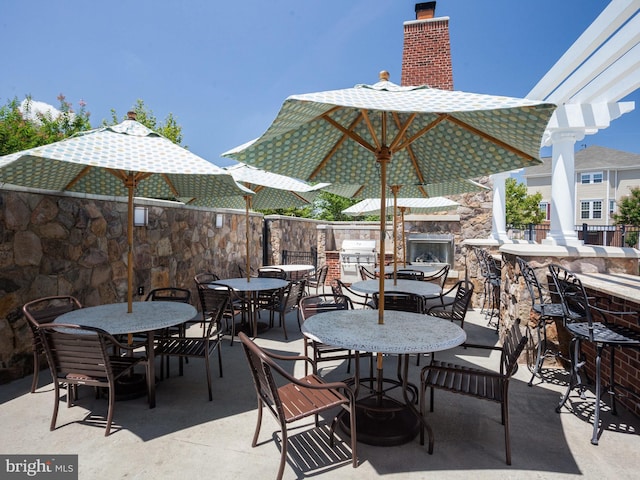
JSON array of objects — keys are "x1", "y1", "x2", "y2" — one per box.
[{"x1": 524, "y1": 146, "x2": 640, "y2": 227}]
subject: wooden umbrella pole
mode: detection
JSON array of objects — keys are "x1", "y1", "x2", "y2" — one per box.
[
  {"x1": 245, "y1": 195, "x2": 251, "y2": 282},
  {"x1": 401, "y1": 207, "x2": 407, "y2": 267},
  {"x1": 126, "y1": 173, "x2": 135, "y2": 314},
  {"x1": 376, "y1": 146, "x2": 391, "y2": 325},
  {"x1": 391, "y1": 185, "x2": 401, "y2": 285}
]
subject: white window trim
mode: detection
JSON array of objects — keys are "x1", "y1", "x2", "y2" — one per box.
[
  {"x1": 580, "y1": 171, "x2": 604, "y2": 184},
  {"x1": 581, "y1": 199, "x2": 603, "y2": 220}
]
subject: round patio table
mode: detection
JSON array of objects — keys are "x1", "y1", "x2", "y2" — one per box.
[
  {"x1": 55, "y1": 301, "x2": 197, "y2": 409},
  {"x1": 350, "y1": 279, "x2": 441, "y2": 299},
  {"x1": 213, "y1": 277, "x2": 289, "y2": 337},
  {"x1": 302, "y1": 309, "x2": 466, "y2": 447},
  {"x1": 262, "y1": 264, "x2": 315, "y2": 280}
]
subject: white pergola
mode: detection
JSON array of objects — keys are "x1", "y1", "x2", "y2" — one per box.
[{"x1": 490, "y1": 0, "x2": 639, "y2": 245}]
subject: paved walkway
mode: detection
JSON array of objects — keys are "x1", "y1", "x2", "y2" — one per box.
[{"x1": 1, "y1": 307, "x2": 639, "y2": 479}]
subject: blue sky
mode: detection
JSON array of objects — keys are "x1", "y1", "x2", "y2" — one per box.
[{"x1": 2, "y1": 1, "x2": 638, "y2": 167}]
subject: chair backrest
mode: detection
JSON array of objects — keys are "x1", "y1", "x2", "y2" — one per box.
[
  {"x1": 279, "y1": 280, "x2": 306, "y2": 314},
  {"x1": 239, "y1": 332, "x2": 288, "y2": 421},
  {"x1": 196, "y1": 283, "x2": 232, "y2": 334},
  {"x1": 299, "y1": 294, "x2": 353, "y2": 322},
  {"x1": 501, "y1": 321, "x2": 529, "y2": 378},
  {"x1": 315, "y1": 264, "x2": 329, "y2": 283},
  {"x1": 373, "y1": 292, "x2": 424, "y2": 313},
  {"x1": 194, "y1": 272, "x2": 220, "y2": 284},
  {"x1": 23, "y1": 296, "x2": 83, "y2": 336},
  {"x1": 516, "y1": 257, "x2": 547, "y2": 309},
  {"x1": 395, "y1": 269, "x2": 425, "y2": 281},
  {"x1": 258, "y1": 267, "x2": 287, "y2": 280},
  {"x1": 449, "y1": 280, "x2": 474, "y2": 324},
  {"x1": 145, "y1": 287, "x2": 191, "y2": 304},
  {"x1": 548, "y1": 264, "x2": 590, "y2": 325},
  {"x1": 423, "y1": 264, "x2": 450, "y2": 288},
  {"x1": 38, "y1": 323, "x2": 115, "y2": 384},
  {"x1": 359, "y1": 265, "x2": 376, "y2": 280}
]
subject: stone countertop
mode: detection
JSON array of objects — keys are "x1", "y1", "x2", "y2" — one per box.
[{"x1": 577, "y1": 272, "x2": 640, "y2": 305}]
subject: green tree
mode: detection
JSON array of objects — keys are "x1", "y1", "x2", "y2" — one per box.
[
  {"x1": 505, "y1": 177, "x2": 545, "y2": 227},
  {"x1": 106, "y1": 99, "x2": 183, "y2": 145},
  {"x1": 312, "y1": 192, "x2": 359, "y2": 221},
  {"x1": 0, "y1": 95, "x2": 91, "y2": 156},
  {"x1": 613, "y1": 187, "x2": 640, "y2": 248}
]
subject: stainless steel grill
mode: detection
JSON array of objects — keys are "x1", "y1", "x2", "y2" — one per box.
[{"x1": 340, "y1": 240, "x2": 377, "y2": 284}]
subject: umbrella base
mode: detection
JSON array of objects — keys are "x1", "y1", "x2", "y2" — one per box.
[
  {"x1": 340, "y1": 396, "x2": 419, "y2": 446},
  {"x1": 111, "y1": 372, "x2": 148, "y2": 401}
]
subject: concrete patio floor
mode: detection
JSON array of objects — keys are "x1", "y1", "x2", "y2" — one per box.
[{"x1": 1, "y1": 306, "x2": 639, "y2": 479}]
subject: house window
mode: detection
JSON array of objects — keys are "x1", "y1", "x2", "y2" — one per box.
[
  {"x1": 580, "y1": 172, "x2": 603, "y2": 184},
  {"x1": 539, "y1": 201, "x2": 550, "y2": 221},
  {"x1": 609, "y1": 200, "x2": 616, "y2": 216},
  {"x1": 581, "y1": 200, "x2": 602, "y2": 219}
]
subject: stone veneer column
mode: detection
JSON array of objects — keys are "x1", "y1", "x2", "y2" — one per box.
[{"x1": 543, "y1": 130, "x2": 582, "y2": 246}]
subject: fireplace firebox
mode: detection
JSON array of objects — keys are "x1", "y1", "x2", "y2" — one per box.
[{"x1": 405, "y1": 234, "x2": 454, "y2": 268}]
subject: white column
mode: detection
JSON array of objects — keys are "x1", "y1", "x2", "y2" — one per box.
[
  {"x1": 489, "y1": 172, "x2": 510, "y2": 242},
  {"x1": 543, "y1": 130, "x2": 583, "y2": 246}
]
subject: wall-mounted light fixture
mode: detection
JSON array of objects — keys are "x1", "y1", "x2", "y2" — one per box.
[
  {"x1": 134, "y1": 206, "x2": 149, "y2": 227},
  {"x1": 215, "y1": 213, "x2": 224, "y2": 228}
]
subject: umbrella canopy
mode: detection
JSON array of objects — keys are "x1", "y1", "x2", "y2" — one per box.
[
  {"x1": 223, "y1": 71, "x2": 556, "y2": 324},
  {"x1": 326, "y1": 178, "x2": 489, "y2": 200},
  {"x1": 0, "y1": 116, "x2": 253, "y2": 312},
  {"x1": 195, "y1": 163, "x2": 326, "y2": 210},
  {"x1": 187, "y1": 162, "x2": 327, "y2": 280},
  {"x1": 342, "y1": 196, "x2": 459, "y2": 216}
]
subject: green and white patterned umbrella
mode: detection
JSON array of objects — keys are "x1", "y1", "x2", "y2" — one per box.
[
  {"x1": 325, "y1": 178, "x2": 489, "y2": 199},
  {"x1": 186, "y1": 162, "x2": 326, "y2": 279},
  {"x1": 342, "y1": 196, "x2": 459, "y2": 216},
  {"x1": 0, "y1": 116, "x2": 253, "y2": 312},
  {"x1": 223, "y1": 72, "x2": 556, "y2": 324}
]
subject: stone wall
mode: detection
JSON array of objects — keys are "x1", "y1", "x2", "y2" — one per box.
[
  {"x1": 1, "y1": 177, "x2": 493, "y2": 384},
  {"x1": 0, "y1": 188, "x2": 263, "y2": 382}
]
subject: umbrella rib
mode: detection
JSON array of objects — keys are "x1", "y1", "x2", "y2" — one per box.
[
  {"x1": 390, "y1": 112, "x2": 426, "y2": 186},
  {"x1": 311, "y1": 114, "x2": 366, "y2": 180},
  {"x1": 160, "y1": 173, "x2": 180, "y2": 197},
  {"x1": 444, "y1": 115, "x2": 538, "y2": 162},
  {"x1": 394, "y1": 114, "x2": 448, "y2": 152},
  {"x1": 322, "y1": 113, "x2": 375, "y2": 152},
  {"x1": 291, "y1": 191, "x2": 311, "y2": 204},
  {"x1": 388, "y1": 112, "x2": 417, "y2": 152},
  {"x1": 64, "y1": 165, "x2": 93, "y2": 190}
]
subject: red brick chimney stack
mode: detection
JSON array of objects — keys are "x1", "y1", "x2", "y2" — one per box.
[{"x1": 401, "y1": 2, "x2": 453, "y2": 90}]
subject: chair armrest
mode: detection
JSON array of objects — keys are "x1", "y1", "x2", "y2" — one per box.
[
  {"x1": 459, "y1": 342, "x2": 502, "y2": 352},
  {"x1": 421, "y1": 363, "x2": 504, "y2": 382}
]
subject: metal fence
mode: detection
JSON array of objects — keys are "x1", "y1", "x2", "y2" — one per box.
[{"x1": 508, "y1": 223, "x2": 640, "y2": 248}]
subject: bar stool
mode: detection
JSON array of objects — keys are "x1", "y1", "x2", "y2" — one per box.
[{"x1": 516, "y1": 257, "x2": 565, "y2": 386}]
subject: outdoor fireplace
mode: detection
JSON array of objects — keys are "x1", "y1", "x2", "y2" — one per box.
[{"x1": 405, "y1": 234, "x2": 454, "y2": 268}]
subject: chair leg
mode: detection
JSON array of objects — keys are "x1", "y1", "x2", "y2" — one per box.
[
  {"x1": 105, "y1": 385, "x2": 115, "y2": 436},
  {"x1": 205, "y1": 353, "x2": 213, "y2": 402},
  {"x1": 528, "y1": 321, "x2": 544, "y2": 386},
  {"x1": 277, "y1": 426, "x2": 288, "y2": 480},
  {"x1": 503, "y1": 397, "x2": 512, "y2": 465},
  {"x1": 252, "y1": 400, "x2": 264, "y2": 448},
  {"x1": 591, "y1": 345, "x2": 604, "y2": 445},
  {"x1": 31, "y1": 350, "x2": 39, "y2": 393},
  {"x1": 50, "y1": 381, "x2": 61, "y2": 431}
]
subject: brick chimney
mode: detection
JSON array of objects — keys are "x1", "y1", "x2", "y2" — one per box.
[{"x1": 401, "y1": 2, "x2": 453, "y2": 90}]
